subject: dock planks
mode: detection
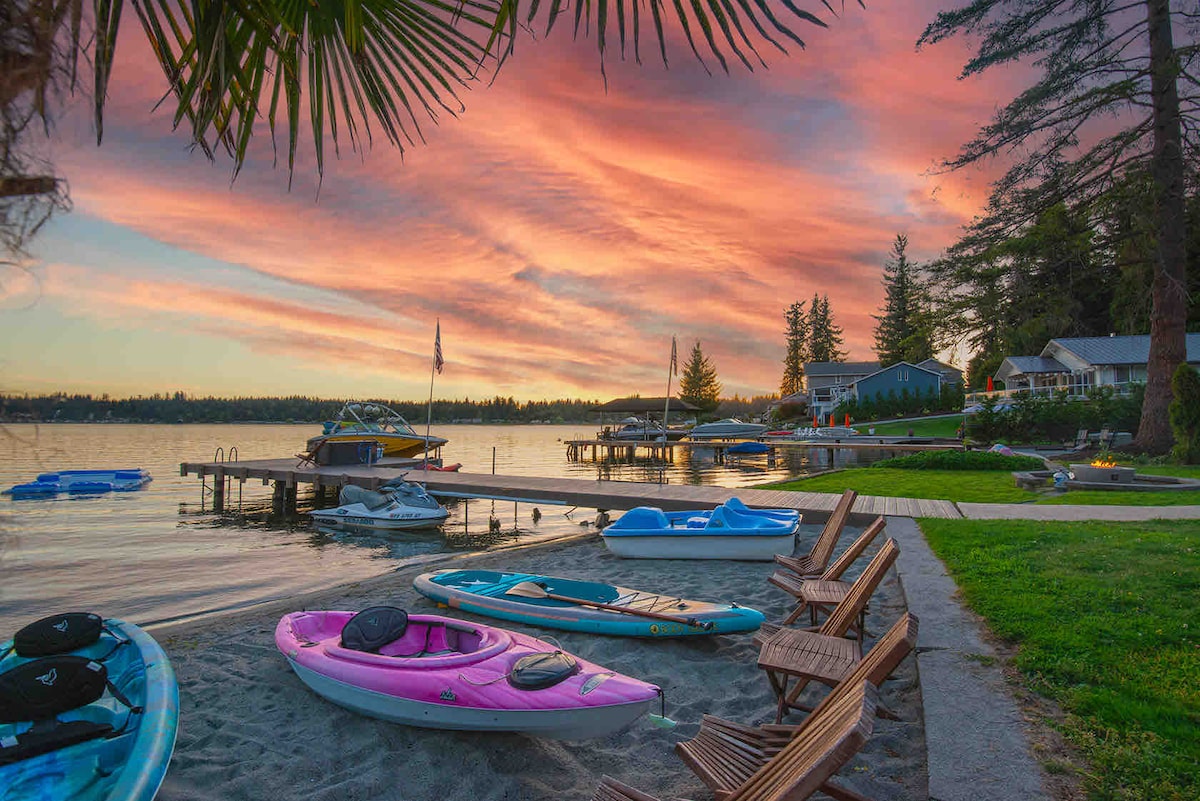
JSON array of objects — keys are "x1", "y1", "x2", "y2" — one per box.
[{"x1": 180, "y1": 459, "x2": 963, "y2": 520}]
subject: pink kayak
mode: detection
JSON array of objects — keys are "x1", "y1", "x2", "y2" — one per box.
[{"x1": 275, "y1": 608, "x2": 661, "y2": 739}]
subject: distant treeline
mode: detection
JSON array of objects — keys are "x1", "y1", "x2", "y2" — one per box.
[{"x1": 0, "y1": 392, "x2": 778, "y2": 425}]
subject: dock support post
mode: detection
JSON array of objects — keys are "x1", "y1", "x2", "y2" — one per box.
[
  {"x1": 272, "y1": 481, "x2": 285, "y2": 515},
  {"x1": 213, "y1": 469, "x2": 225, "y2": 512},
  {"x1": 284, "y1": 484, "x2": 298, "y2": 517}
]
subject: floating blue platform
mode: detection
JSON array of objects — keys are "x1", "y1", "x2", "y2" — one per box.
[{"x1": 4, "y1": 469, "x2": 153, "y2": 498}]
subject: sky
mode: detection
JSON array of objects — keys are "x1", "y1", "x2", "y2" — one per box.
[{"x1": 0, "y1": 0, "x2": 1023, "y2": 402}]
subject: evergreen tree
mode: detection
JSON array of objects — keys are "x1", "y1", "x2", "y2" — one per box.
[
  {"x1": 808, "y1": 294, "x2": 846, "y2": 363},
  {"x1": 873, "y1": 234, "x2": 933, "y2": 366},
  {"x1": 679, "y1": 340, "x2": 722, "y2": 415},
  {"x1": 918, "y1": 0, "x2": 1197, "y2": 453},
  {"x1": 780, "y1": 300, "x2": 809, "y2": 395}
]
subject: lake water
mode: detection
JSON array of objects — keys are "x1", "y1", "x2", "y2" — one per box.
[{"x1": 0, "y1": 423, "x2": 897, "y2": 632}]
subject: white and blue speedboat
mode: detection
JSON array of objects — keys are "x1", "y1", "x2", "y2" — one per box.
[
  {"x1": 686, "y1": 419, "x2": 768, "y2": 440},
  {"x1": 601, "y1": 500, "x2": 799, "y2": 561},
  {"x1": 309, "y1": 479, "x2": 449, "y2": 531}
]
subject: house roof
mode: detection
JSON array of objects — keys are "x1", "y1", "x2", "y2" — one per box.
[
  {"x1": 917, "y1": 358, "x2": 964, "y2": 376},
  {"x1": 771, "y1": 391, "x2": 809, "y2": 405},
  {"x1": 853, "y1": 361, "x2": 942, "y2": 385},
  {"x1": 996, "y1": 356, "x2": 1071, "y2": 379},
  {"x1": 1047, "y1": 334, "x2": 1200, "y2": 365},
  {"x1": 803, "y1": 361, "x2": 881, "y2": 377},
  {"x1": 589, "y1": 396, "x2": 700, "y2": 414}
]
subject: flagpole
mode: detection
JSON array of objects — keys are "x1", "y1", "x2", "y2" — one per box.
[
  {"x1": 424, "y1": 320, "x2": 439, "y2": 475},
  {"x1": 662, "y1": 335, "x2": 676, "y2": 441}
]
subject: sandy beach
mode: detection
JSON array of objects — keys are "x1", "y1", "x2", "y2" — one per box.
[{"x1": 152, "y1": 522, "x2": 926, "y2": 801}]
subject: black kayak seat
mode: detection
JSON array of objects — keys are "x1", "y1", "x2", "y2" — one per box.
[
  {"x1": 14, "y1": 613, "x2": 104, "y2": 658},
  {"x1": 507, "y1": 652, "x2": 580, "y2": 691},
  {"x1": 340, "y1": 607, "x2": 409, "y2": 653},
  {"x1": 0, "y1": 656, "x2": 109, "y2": 724}
]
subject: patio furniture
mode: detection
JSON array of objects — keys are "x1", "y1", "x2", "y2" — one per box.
[
  {"x1": 757, "y1": 540, "x2": 900, "y2": 722},
  {"x1": 774, "y1": 517, "x2": 887, "y2": 630},
  {"x1": 593, "y1": 680, "x2": 877, "y2": 801},
  {"x1": 676, "y1": 614, "x2": 918, "y2": 800},
  {"x1": 773, "y1": 490, "x2": 857, "y2": 578}
]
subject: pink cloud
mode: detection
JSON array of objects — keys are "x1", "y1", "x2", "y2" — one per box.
[{"x1": 33, "y1": 0, "x2": 1027, "y2": 397}]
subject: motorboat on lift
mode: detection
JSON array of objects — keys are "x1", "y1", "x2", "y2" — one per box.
[
  {"x1": 307, "y1": 402, "x2": 448, "y2": 459},
  {"x1": 602, "y1": 417, "x2": 689, "y2": 441},
  {"x1": 686, "y1": 418, "x2": 768, "y2": 440},
  {"x1": 309, "y1": 480, "x2": 449, "y2": 530}
]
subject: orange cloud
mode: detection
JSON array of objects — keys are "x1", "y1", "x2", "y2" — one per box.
[{"x1": 27, "y1": 0, "x2": 1029, "y2": 398}]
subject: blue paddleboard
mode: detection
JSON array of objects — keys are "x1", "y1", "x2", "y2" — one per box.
[{"x1": 413, "y1": 570, "x2": 764, "y2": 637}]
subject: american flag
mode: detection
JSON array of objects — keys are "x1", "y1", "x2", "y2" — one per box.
[
  {"x1": 670, "y1": 335, "x2": 678, "y2": 375},
  {"x1": 434, "y1": 321, "x2": 444, "y2": 374}
]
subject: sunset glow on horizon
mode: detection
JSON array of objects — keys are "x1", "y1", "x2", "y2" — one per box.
[{"x1": 0, "y1": 1, "x2": 1021, "y2": 402}]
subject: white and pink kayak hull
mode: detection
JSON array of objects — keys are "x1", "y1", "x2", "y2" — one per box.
[{"x1": 275, "y1": 611, "x2": 659, "y2": 739}]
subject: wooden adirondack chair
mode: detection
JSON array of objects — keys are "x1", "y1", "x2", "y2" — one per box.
[
  {"x1": 782, "y1": 516, "x2": 887, "y2": 630},
  {"x1": 757, "y1": 539, "x2": 900, "y2": 722},
  {"x1": 593, "y1": 681, "x2": 878, "y2": 801},
  {"x1": 773, "y1": 490, "x2": 857, "y2": 578},
  {"x1": 676, "y1": 614, "x2": 918, "y2": 801}
]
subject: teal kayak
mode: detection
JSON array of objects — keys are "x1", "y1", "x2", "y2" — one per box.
[
  {"x1": 0, "y1": 614, "x2": 179, "y2": 801},
  {"x1": 413, "y1": 570, "x2": 764, "y2": 637}
]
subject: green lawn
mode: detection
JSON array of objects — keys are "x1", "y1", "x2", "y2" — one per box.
[
  {"x1": 860, "y1": 415, "x2": 964, "y2": 438},
  {"x1": 764, "y1": 468, "x2": 1031, "y2": 503},
  {"x1": 918, "y1": 519, "x2": 1200, "y2": 801}
]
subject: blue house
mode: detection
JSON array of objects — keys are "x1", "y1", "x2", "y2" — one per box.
[{"x1": 852, "y1": 362, "x2": 943, "y2": 405}]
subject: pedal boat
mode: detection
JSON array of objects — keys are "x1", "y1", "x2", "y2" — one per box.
[
  {"x1": 601, "y1": 501, "x2": 799, "y2": 561},
  {"x1": 275, "y1": 609, "x2": 661, "y2": 739}
]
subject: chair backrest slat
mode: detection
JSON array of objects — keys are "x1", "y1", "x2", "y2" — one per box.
[
  {"x1": 808, "y1": 613, "x2": 917, "y2": 721},
  {"x1": 727, "y1": 682, "x2": 876, "y2": 801},
  {"x1": 820, "y1": 516, "x2": 886, "y2": 582},
  {"x1": 807, "y1": 490, "x2": 857, "y2": 571},
  {"x1": 819, "y1": 538, "x2": 899, "y2": 637}
]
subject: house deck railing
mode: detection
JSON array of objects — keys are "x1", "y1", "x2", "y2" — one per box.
[{"x1": 965, "y1": 382, "x2": 1139, "y2": 405}]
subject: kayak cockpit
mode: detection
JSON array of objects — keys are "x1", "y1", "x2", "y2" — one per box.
[{"x1": 284, "y1": 610, "x2": 512, "y2": 669}]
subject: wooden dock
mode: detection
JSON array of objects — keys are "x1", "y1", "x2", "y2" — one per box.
[
  {"x1": 564, "y1": 437, "x2": 962, "y2": 461},
  {"x1": 179, "y1": 458, "x2": 962, "y2": 520}
]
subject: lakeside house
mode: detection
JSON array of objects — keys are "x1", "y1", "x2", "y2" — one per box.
[
  {"x1": 802, "y1": 359, "x2": 963, "y2": 420},
  {"x1": 804, "y1": 362, "x2": 880, "y2": 420},
  {"x1": 991, "y1": 334, "x2": 1200, "y2": 398}
]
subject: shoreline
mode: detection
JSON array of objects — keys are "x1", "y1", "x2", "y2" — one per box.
[{"x1": 152, "y1": 523, "x2": 927, "y2": 801}]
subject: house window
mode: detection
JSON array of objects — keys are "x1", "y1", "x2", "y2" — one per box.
[
  {"x1": 1112, "y1": 365, "x2": 1132, "y2": 384},
  {"x1": 898, "y1": 370, "x2": 909, "y2": 381},
  {"x1": 835, "y1": 376, "x2": 842, "y2": 384}
]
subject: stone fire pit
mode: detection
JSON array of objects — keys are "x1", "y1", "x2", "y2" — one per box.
[{"x1": 1070, "y1": 463, "x2": 1137, "y2": 484}]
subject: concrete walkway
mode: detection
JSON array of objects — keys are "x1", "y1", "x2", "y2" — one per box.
[
  {"x1": 957, "y1": 502, "x2": 1200, "y2": 520},
  {"x1": 887, "y1": 516, "x2": 1052, "y2": 801}
]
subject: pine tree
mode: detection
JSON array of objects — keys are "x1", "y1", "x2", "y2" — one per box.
[
  {"x1": 808, "y1": 295, "x2": 846, "y2": 363},
  {"x1": 780, "y1": 300, "x2": 809, "y2": 395},
  {"x1": 679, "y1": 340, "x2": 722, "y2": 415},
  {"x1": 873, "y1": 234, "x2": 933, "y2": 366},
  {"x1": 918, "y1": 0, "x2": 1195, "y2": 453}
]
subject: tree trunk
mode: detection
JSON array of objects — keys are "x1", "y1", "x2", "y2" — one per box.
[{"x1": 1134, "y1": 0, "x2": 1189, "y2": 454}]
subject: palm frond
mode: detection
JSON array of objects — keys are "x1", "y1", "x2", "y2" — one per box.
[{"x1": 96, "y1": 0, "x2": 840, "y2": 183}]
